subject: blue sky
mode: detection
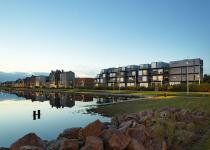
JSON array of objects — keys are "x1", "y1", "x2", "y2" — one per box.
[{"x1": 0, "y1": 0, "x2": 209, "y2": 77}]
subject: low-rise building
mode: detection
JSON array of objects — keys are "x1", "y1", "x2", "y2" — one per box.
[
  {"x1": 95, "y1": 58, "x2": 203, "y2": 88},
  {"x1": 59, "y1": 71, "x2": 75, "y2": 88},
  {"x1": 75, "y1": 78, "x2": 95, "y2": 88}
]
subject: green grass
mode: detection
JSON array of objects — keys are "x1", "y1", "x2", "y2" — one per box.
[
  {"x1": 1, "y1": 86, "x2": 210, "y2": 97},
  {"x1": 191, "y1": 130, "x2": 210, "y2": 150},
  {"x1": 91, "y1": 96, "x2": 210, "y2": 116}
]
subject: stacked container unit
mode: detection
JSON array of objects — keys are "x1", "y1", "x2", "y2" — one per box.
[
  {"x1": 169, "y1": 58, "x2": 203, "y2": 85},
  {"x1": 138, "y1": 64, "x2": 151, "y2": 87},
  {"x1": 107, "y1": 68, "x2": 118, "y2": 87},
  {"x1": 95, "y1": 69, "x2": 108, "y2": 87},
  {"x1": 126, "y1": 65, "x2": 139, "y2": 87},
  {"x1": 116, "y1": 67, "x2": 127, "y2": 87},
  {"x1": 151, "y1": 62, "x2": 169, "y2": 86}
]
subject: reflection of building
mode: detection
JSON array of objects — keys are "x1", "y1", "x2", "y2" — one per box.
[
  {"x1": 75, "y1": 78, "x2": 95, "y2": 88},
  {"x1": 169, "y1": 58, "x2": 203, "y2": 85},
  {"x1": 95, "y1": 58, "x2": 204, "y2": 87}
]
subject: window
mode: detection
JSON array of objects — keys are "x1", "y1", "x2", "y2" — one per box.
[
  {"x1": 153, "y1": 76, "x2": 158, "y2": 81},
  {"x1": 158, "y1": 76, "x2": 163, "y2": 81},
  {"x1": 119, "y1": 83, "x2": 125, "y2": 87},
  {"x1": 142, "y1": 70, "x2": 148, "y2": 75},
  {"x1": 100, "y1": 79, "x2": 103, "y2": 83},
  {"x1": 140, "y1": 83, "x2": 149, "y2": 87},
  {"x1": 139, "y1": 70, "x2": 142, "y2": 75},
  {"x1": 102, "y1": 74, "x2": 106, "y2": 78},
  {"x1": 132, "y1": 71, "x2": 136, "y2": 76},
  {"x1": 158, "y1": 69, "x2": 163, "y2": 74},
  {"x1": 142, "y1": 76, "x2": 148, "y2": 81},
  {"x1": 127, "y1": 83, "x2": 135, "y2": 87},
  {"x1": 128, "y1": 77, "x2": 134, "y2": 81}
]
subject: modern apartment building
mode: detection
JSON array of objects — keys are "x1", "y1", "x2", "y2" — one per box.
[
  {"x1": 95, "y1": 58, "x2": 203, "y2": 88},
  {"x1": 169, "y1": 58, "x2": 203, "y2": 85}
]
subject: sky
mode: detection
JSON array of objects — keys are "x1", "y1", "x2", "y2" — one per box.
[{"x1": 0, "y1": 0, "x2": 210, "y2": 78}]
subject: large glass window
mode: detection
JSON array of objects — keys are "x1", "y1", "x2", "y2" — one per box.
[
  {"x1": 158, "y1": 76, "x2": 163, "y2": 81},
  {"x1": 132, "y1": 71, "x2": 136, "y2": 76},
  {"x1": 142, "y1": 70, "x2": 148, "y2": 75},
  {"x1": 142, "y1": 76, "x2": 148, "y2": 81},
  {"x1": 153, "y1": 76, "x2": 158, "y2": 81},
  {"x1": 158, "y1": 69, "x2": 163, "y2": 74}
]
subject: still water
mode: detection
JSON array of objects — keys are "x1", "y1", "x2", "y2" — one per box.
[{"x1": 0, "y1": 90, "x2": 138, "y2": 147}]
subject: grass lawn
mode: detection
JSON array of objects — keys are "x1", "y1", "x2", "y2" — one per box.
[
  {"x1": 91, "y1": 96, "x2": 210, "y2": 116},
  {"x1": 91, "y1": 96, "x2": 210, "y2": 150}
]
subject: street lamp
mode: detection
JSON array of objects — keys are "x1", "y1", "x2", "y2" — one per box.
[{"x1": 186, "y1": 61, "x2": 189, "y2": 95}]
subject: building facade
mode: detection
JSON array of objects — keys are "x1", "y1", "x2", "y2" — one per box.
[
  {"x1": 169, "y1": 58, "x2": 203, "y2": 85},
  {"x1": 59, "y1": 71, "x2": 75, "y2": 88},
  {"x1": 95, "y1": 58, "x2": 203, "y2": 88},
  {"x1": 75, "y1": 78, "x2": 95, "y2": 88}
]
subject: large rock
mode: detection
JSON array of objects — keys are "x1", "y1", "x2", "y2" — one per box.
[
  {"x1": 20, "y1": 145, "x2": 44, "y2": 150},
  {"x1": 10, "y1": 133, "x2": 45, "y2": 150},
  {"x1": 0, "y1": 148, "x2": 9, "y2": 150},
  {"x1": 79, "y1": 120, "x2": 104, "y2": 139},
  {"x1": 81, "y1": 136, "x2": 103, "y2": 150},
  {"x1": 47, "y1": 138, "x2": 79, "y2": 150},
  {"x1": 59, "y1": 139, "x2": 79, "y2": 150},
  {"x1": 162, "y1": 140, "x2": 167, "y2": 150},
  {"x1": 127, "y1": 139, "x2": 145, "y2": 150},
  {"x1": 107, "y1": 132, "x2": 131, "y2": 150},
  {"x1": 127, "y1": 127, "x2": 147, "y2": 143},
  {"x1": 58, "y1": 128, "x2": 81, "y2": 139}
]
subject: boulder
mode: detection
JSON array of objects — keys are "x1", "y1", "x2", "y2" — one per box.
[
  {"x1": 0, "y1": 148, "x2": 9, "y2": 150},
  {"x1": 127, "y1": 127, "x2": 147, "y2": 143},
  {"x1": 107, "y1": 132, "x2": 131, "y2": 150},
  {"x1": 82, "y1": 136, "x2": 103, "y2": 150},
  {"x1": 20, "y1": 145, "x2": 44, "y2": 150},
  {"x1": 47, "y1": 138, "x2": 79, "y2": 150},
  {"x1": 58, "y1": 128, "x2": 81, "y2": 139},
  {"x1": 79, "y1": 120, "x2": 104, "y2": 139},
  {"x1": 162, "y1": 140, "x2": 167, "y2": 150},
  {"x1": 10, "y1": 133, "x2": 46, "y2": 150},
  {"x1": 119, "y1": 120, "x2": 133, "y2": 129},
  {"x1": 127, "y1": 139, "x2": 145, "y2": 150},
  {"x1": 59, "y1": 139, "x2": 79, "y2": 150}
]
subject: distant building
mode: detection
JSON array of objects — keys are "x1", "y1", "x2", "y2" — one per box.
[
  {"x1": 75, "y1": 78, "x2": 95, "y2": 88},
  {"x1": 23, "y1": 76, "x2": 36, "y2": 88},
  {"x1": 59, "y1": 71, "x2": 75, "y2": 88},
  {"x1": 35, "y1": 76, "x2": 47, "y2": 87},
  {"x1": 49, "y1": 70, "x2": 62, "y2": 88}
]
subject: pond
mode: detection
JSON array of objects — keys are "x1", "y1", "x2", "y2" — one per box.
[{"x1": 0, "y1": 90, "x2": 140, "y2": 147}]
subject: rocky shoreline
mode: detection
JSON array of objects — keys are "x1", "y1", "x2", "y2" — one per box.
[{"x1": 0, "y1": 107, "x2": 209, "y2": 150}]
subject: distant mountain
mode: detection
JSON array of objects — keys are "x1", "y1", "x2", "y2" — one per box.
[{"x1": 0, "y1": 72, "x2": 49, "y2": 82}]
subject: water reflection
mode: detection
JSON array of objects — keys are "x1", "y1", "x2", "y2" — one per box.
[
  {"x1": 0, "y1": 90, "x2": 140, "y2": 147},
  {"x1": 1, "y1": 90, "x2": 140, "y2": 108}
]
